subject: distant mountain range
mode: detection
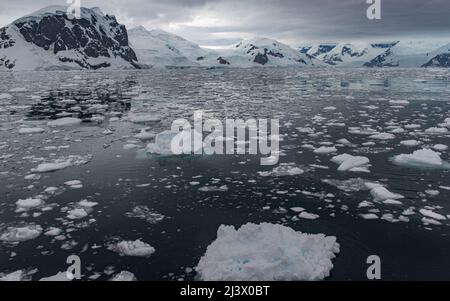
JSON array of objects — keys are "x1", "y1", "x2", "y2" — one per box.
[{"x1": 1, "y1": 5, "x2": 449, "y2": 70}]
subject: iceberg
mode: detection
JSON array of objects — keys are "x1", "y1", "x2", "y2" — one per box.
[{"x1": 195, "y1": 223, "x2": 339, "y2": 281}]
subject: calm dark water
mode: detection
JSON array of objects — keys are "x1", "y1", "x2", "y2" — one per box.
[{"x1": 0, "y1": 68, "x2": 449, "y2": 280}]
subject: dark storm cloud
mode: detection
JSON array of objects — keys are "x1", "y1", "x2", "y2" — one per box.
[{"x1": 1, "y1": 0, "x2": 449, "y2": 45}]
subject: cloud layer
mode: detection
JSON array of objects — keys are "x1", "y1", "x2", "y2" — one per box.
[{"x1": 1, "y1": 0, "x2": 449, "y2": 46}]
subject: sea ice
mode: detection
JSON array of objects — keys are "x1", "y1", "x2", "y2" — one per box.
[
  {"x1": 331, "y1": 154, "x2": 370, "y2": 172},
  {"x1": 392, "y1": 149, "x2": 447, "y2": 169},
  {"x1": 47, "y1": 117, "x2": 82, "y2": 127},
  {"x1": 0, "y1": 225, "x2": 43, "y2": 242},
  {"x1": 195, "y1": 223, "x2": 339, "y2": 281},
  {"x1": 314, "y1": 146, "x2": 337, "y2": 154},
  {"x1": 18, "y1": 127, "x2": 45, "y2": 134},
  {"x1": 258, "y1": 163, "x2": 304, "y2": 177},
  {"x1": 113, "y1": 240, "x2": 155, "y2": 257},
  {"x1": 110, "y1": 271, "x2": 137, "y2": 281},
  {"x1": 31, "y1": 155, "x2": 91, "y2": 173}
]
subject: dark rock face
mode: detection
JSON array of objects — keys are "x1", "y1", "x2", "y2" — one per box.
[
  {"x1": 422, "y1": 53, "x2": 450, "y2": 67},
  {"x1": 254, "y1": 53, "x2": 269, "y2": 65},
  {"x1": 13, "y1": 11, "x2": 139, "y2": 69},
  {"x1": 217, "y1": 57, "x2": 230, "y2": 65},
  {"x1": 309, "y1": 44, "x2": 336, "y2": 56},
  {"x1": 364, "y1": 49, "x2": 399, "y2": 67},
  {"x1": 0, "y1": 27, "x2": 15, "y2": 49}
]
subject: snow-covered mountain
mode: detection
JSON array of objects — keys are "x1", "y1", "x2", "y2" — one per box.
[
  {"x1": 204, "y1": 38, "x2": 324, "y2": 68},
  {"x1": 421, "y1": 43, "x2": 450, "y2": 67},
  {"x1": 303, "y1": 40, "x2": 450, "y2": 68},
  {"x1": 128, "y1": 26, "x2": 214, "y2": 68},
  {"x1": 0, "y1": 5, "x2": 139, "y2": 70}
]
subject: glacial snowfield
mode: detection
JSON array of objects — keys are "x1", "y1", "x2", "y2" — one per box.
[{"x1": 0, "y1": 68, "x2": 449, "y2": 281}]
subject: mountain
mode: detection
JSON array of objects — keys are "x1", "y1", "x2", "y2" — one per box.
[
  {"x1": 303, "y1": 40, "x2": 450, "y2": 68},
  {"x1": 307, "y1": 42, "x2": 389, "y2": 67},
  {"x1": 204, "y1": 38, "x2": 324, "y2": 68},
  {"x1": 128, "y1": 26, "x2": 215, "y2": 68},
  {"x1": 0, "y1": 5, "x2": 139, "y2": 70},
  {"x1": 422, "y1": 43, "x2": 450, "y2": 67}
]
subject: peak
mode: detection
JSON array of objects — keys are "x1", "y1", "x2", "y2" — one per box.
[{"x1": 130, "y1": 25, "x2": 148, "y2": 32}]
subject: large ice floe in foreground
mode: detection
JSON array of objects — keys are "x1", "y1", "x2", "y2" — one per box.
[
  {"x1": 392, "y1": 148, "x2": 449, "y2": 169},
  {"x1": 195, "y1": 223, "x2": 339, "y2": 281}
]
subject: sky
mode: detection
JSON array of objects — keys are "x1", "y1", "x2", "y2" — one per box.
[{"x1": 1, "y1": 0, "x2": 450, "y2": 47}]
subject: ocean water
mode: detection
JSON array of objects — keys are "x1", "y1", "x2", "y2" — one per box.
[{"x1": 0, "y1": 68, "x2": 449, "y2": 280}]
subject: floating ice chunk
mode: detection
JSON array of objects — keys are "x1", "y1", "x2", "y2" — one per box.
[
  {"x1": 290, "y1": 207, "x2": 305, "y2": 213},
  {"x1": 0, "y1": 225, "x2": 42, "y2": 242},
  {"x1": 39, "y1": 272, "x2": 71, "y2": 281},
  {"x1": 337, "y1": 138, "x2": 352, "y2": 146},
  {"x1": 44, "y1": 227, "x2": 62, "y2": 237},
  {"x1": 31, "y1": 155, "x2": 91, "y2": 173},
  {"x1": 392, "y1": 149, "x2": 447, "y2": 169},
  {"x1": 383, "y1": 199, "x2": 403, "y2": 205},
  {"x1": 78, "y1": 200, "x2": 98, "y2": 208},
  {"x1": 64, "y1": 180, "x2": 83, "y2": 189},
  {"x1": 47, "y1": 117, "x2": 82, "y2": 127},
  {"x1": 113, "y1": 240, "x2": 155, "y2": 257},
  {"x1": 18, "y1": 127, "x2": 45, "y2": 134},
  {"x1": 123, "y1": 144, "x2": 139, "y2": 150},
  {"x1": 0, "y1": 270, "x2": 28, "y2": 281},
  {"x1": 299, "y1": 212, "x2": 320, "y2": 220},
  {"x1": 322, "y1": 178, "x2": 372, "y2": 192},
  {"x1": 359, "y1": 213, "x2": 379, "y2": 220},
  {"x1": 400, "y1": 140, "x2": 421, "y2": 147},
  {"x1": 24, "y1": 174, "x2": 41, "y2": 181},
  {"x1": 369, "y1": 133, "x2": 395, "y2": 140},
  {"x1": 433, "y1": 144, "x2": 448, "y2": 151},
  {"x1": 198, "y1": 185, "x2": 229, "y2": 192},
  {"x1": 134, "y1": 129, "x2": 156, "y2": 140},
  {"x1": 195, "y1": 223, "x2": 339, "y2": 281},
  {"x1": 125, "y1": 206, "x2": 164, "y2": 224},
  {"x1": 110, "y1": 271, "x2": 137, "y2": 281},
  {"x1": 16, "y1": 198, "x2": 43, "y2": 210},
  {"x1": 0, "y1": 93, "x2": 13, "y2": 100},
  {"x1": 419, "y1": 209, "x2": 446, "y2": 221},
  {"x1": 365, "y1": 183, "x2": 404, "y2": 202},
  {"x1": 424, "y1": 127, "x2": 448, "y2": 135},
  {"x1": 314, "y1": 146, "x2": 337, "y2": 154},
  {"x1": 405, "y1": 124, "x2": 421, "y2": 129},
  {"x1": 67, "y1": 208, "x2": 88, "y2": 220},
  {"x1": 331, "y1": 154, "x2": 370, "y2": 172},
  {"x1": 323, "y1": 106, "x2": 336, "y2": 111},
  {"x1": 127, "y1": 113, "x2": 161, "y2": 123},
  {"x1": 441, "y1": 118, "x2": 450, "y2": 128},
  {"x1": 146, "y1": 130, "x2": 203, "y2": 155},
  {"x1": 422, "y1": 218, "x2": 442, "y2": 226},
  {"x1": 258, "y1": 163, "x2": 304, "y2": 177},
  {"x1": 389, "y1": 100, "x2": 409, "y2": 105}
]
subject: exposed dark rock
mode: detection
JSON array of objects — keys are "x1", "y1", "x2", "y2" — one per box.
[
  {"x1": 422, "y1": 53, "x2": 450, "y2": 67},
  {"x1": 11, "y1": 9, "x2": 138, "y2": 69},
  {"x1": 364, "y1": 49, "x2": 399, "y2": 67},
  {"x1": 217, "y1": 57, "x2": 230, "y2": 65}
]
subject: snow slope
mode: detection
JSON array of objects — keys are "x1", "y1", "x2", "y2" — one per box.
[
  {"x1": 0, "y1": 5, "x2": 139, "y2": 70},
  {"x1": 128, "y1": 26, "x2": 214, "y2": 68}
]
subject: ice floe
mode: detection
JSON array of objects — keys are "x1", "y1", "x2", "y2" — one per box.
[
  {"x1": 47, "y1": 117, "x2": 82, "y2": 127},
  {"x1": 0, "y1": 225, "x2": 42, "y2": 242},
  {"x1": 112, "y1": 240, "x2": 155, "y2": 257},
  {"x1": 392, "y1": 149, "x2": 448, "y2": 169},
  {"x1": 195, "y1": 223, "x2": 339, "y2": 281},
  {"x1": 331, "y1": 154, "x2": 370, "y2": 172},
  {"x1": 31, "y1": 155, "x2": 92, "y2": 173},
  {"x1": 258, "y1": 163, "x2": 304, "y2": 177}
]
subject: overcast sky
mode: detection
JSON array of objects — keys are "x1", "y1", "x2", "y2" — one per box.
[{"x1": 1, "y1": 0, "x2": 450, "y2": 46}]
